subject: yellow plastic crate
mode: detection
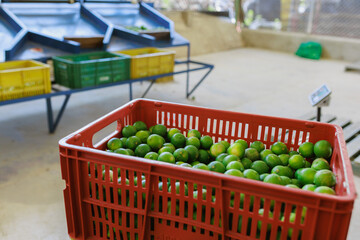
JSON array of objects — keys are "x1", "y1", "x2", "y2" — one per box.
[
  {"x1": 115, "y1": 47, "x2": 175, "y2": 82},
  {"x1": 0, "y1": 60, "x2": 51, "y2": 101}
]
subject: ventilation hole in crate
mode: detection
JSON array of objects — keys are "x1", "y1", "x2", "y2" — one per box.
[
  {"x1": 238, "y1": 123, "x2": 242, "y2": 138},
  {"x1": 270, "y1": 127, "x2": 275, "y2": 142},
  {"x1": 175, "y1": 221, "x2": 179, "y2": 228},
  {"x1": 284, "y1": 129, "x2": 290, "y2": 143},
  {"x1": 99, "y1": 222, "x2": 103, "y2": 237},
  {"x1": 291, "y1": 130, "x2": 297, "y2": 145},
  {"x1": 305, "y1": 132, "x2": 310, "y2": 142},
  {"x1": 189, "y1": 115, "x2": 193, "y2": 129},
  {"x1": 92, "y1": 220, "x2": 96, "y2": 235},
  {"x1": 277, "y1": 128, "x2": 283, "y2": 142},
  {"x1": 298, "y1": 131, "x2": 304, "y2": 145},
  {"x1": 257, "y1": 125, "x2": 262, "y2": 140},
  {"x1": 206, "y1": 118, "x2": 211, "y2": 133},
  {"x1": 92, "y1": 121, "x2": 118, "y2": 148},
  {"x1": 166, "y1": 112, "x2": 171, "y2": 126},
  {"x1": 183, "y1": 115, "x2": 188, "y2": 129},
  {"x1": 218, "y1": 120, "x2": 223, "y2": 135},
  {"x1": 162, "y1": 111, "x2": 167, "y2": 124},
  {"x1": 244, "y1": 124, "x2": 249, "y2": 139},
  {"x1": 212, "y1": 119, "x2": 217, "y2": 134},
  {"x1": 263, "y1": 126, "x2": 269, "y2": 141},
  {"x1": 231, "y1": 122, "x2": 236, "y2": 137},
  {"x1": 225, "y1": 121, "x2": 230, "y2": 136},
  {"x1": 156, "y1": 111, "x2": 160, "y2": 124},
  {"x1": 195, "y1": 116, "x2": 199, "y2": 130}
]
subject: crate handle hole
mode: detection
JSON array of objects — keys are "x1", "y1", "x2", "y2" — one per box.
[{"x1": 92, "y1": 121, "x2": 120, "y2": 148}]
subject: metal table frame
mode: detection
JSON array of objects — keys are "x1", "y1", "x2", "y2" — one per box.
[{"x1": 0, "y1": 59, "x2": 213, "y2": 133}]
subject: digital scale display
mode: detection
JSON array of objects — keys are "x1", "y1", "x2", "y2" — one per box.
[{"x1": 309, "y1": 84, "x2": 331, "y2": 106}]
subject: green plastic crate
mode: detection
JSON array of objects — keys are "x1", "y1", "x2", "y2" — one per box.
[{"x1": 53, "y1": 52, "x2": 130, "y2": 89}]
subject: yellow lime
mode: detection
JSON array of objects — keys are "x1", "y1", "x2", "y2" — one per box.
[
  {"x1": 193, "y1": 163, "x2": 210, "y2": 171},
  {"x1": 235, "y1": 139, "x2": 248, "y2": 149},
  {"x1": 163, "y1": 143, "x2": 176, "y2": 152},
  {"x1": 144, "y1": 152, "x2": 158, "y2": 160},
  {"x1": 302, "y1": 184, "x2": 316, "y2": 191},
  {"x1": 158, "y1": 146, "x2": 174, "y2": 154},
  {"x1": 147, "y1": 134, "x2": 165, "y2": 151},
  {"x1": 210, "y1": 143, "x2": 226, "y2": 158},
  {"x1": 188, "y1": 129, "x2": 201, "y2": 138},
  {"x1": 227, "y1": 143, "x2": 246, "y2": 159},
  {"x1": 220, "y1": 140, "x2": 230, "y2": 150},
  {"x1": 314, "y1": 186, "x2": 336, "y2": 195},
  {"x1": 226, "y1": 161, "x2": 245, "y2": 172}
]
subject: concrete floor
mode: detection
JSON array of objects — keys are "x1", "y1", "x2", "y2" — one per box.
[{"x1": 0, "y1": 48, "x2": 359, "y2": 239}]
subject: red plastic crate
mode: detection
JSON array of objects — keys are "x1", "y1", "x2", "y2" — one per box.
[{"x1": 59, "y1": 99, "x2": 356, "y2": 240}]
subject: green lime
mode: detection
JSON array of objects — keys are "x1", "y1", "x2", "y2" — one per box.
[
  {"x1": 263, "y1": 174, "x2": 282, "y2": 185},
  {"x1": 152, "y1": 124, "x2": 167, "y2": 138},
  {"x1": 107, "y1": 138, "x2": 123, "y2": 151},
  {"x1": 314, "y1": 186, "x2": 336, "y2": 195},
  {"x1": 289, "y1": 155, "x2": 306, "y2": 170},
  {"x1": 294, "y1": 168, "x2": 305, "y2": 179},
  {"x1": 297, "y1": 168, "x2": 317, "y2": 185},
  {"x1": 225, "y1": 169, "x2": 244, "y2": 177},
  {"x1": 271, "y1": 165, "x2": 294, "y2": 178},
  {"x1": 311, "y1": 158, "x2": 330, "y2": 171},
  {"x1": 122, "y1": 125, "x2": 137, "y2": 138},
  {"x1": 198, "y1": 149, "x2": 210, "y2": 164},
  {"x1": 314, "y1": 140, "x2": 332, "y2": 159},
  {"x1": 176, "y1": 161, "x2": 184, "y2": 165},
  {"x1": 226, "y1": 161, "x2": 245, "y2": 172},
  {"x1": 191, "y1": 161, "x2": 200, "y2": 166},
  {"x1": 158, "y1": 152, "x2": 175, "y2": 164},
  {"x1": 243, "y1": 169, "x2": 260, "y2": 180},
  {"x1": 280, "y1": 176, "x2": 291, "y2": 185},
  {"x1": 200, "y1": 135, "x2": 213, "y2": 150},
  {"x1": 167, "y1": 128, "x2": 181, "y2": 140},
  {"x1": 271, "y1": 142, "x2": 288, "y2": 155},
  {"x1": 264, "y1": 154, "x2": 282, "y2": 169},
  {"x1": 193, "y1": 163, "x2": 210, "y2": 171},
  {"x1": 260, "y1": 173, "x2": 270, "y2": 181},
  {"x1": 180, "y1": 163, "x2": 192, "y2": 168},
  {"x1": 314, "y1": 170, "x2": 336, "y2": 187},
  {"x1": 302, "y1": 184, "x2": 316, "y2": 191},
  {"x1": 235, "y1": 139, "x2": 248, "y2": 149},
  {"x1": 134, "y1": 144, "x2": 151, "y2": 157},
  {"x1": 126, "y1": 148, "x2": 134, "y2": 156},
  {"x1": 210, "y1": 143, "x2": 226, "y2": 158},
  {"x1": 144, "y1": 151, "x2": 158, "y2": 160},
  {"x1": 147, "y1": 134, "x2": 165, "y2": 152},
  {"x1": 305, "y1": 160, "x2": 311, "y2": 168},
  {"x1": 260, "y1": 149, "x2": 273, "y2": 161},
  {"x1": 215, "y1": 153, "x2": 228, "y2": 162},
  {"x1": 120, "y1": 137, "x2": 127, "y2": 146},
  {"x1": 158, "y1": 146, "x2": 174, "y2": 154},
  {"x1": 186, "y1": 136, "x2": 201, "y2": 149},
  {"x1": 188, "y1": 129, "x2": 201, "y2": 139},
  {"x1": 135, "y1": 130, "x2": 150, "y2": 143},
  {"x1": 125, "y1": 136, "x2": 141, "y2": 150},
  {"x1": 168, "y1": 182, "x2": 188, "y2": 195},
  {"x1": 244, "y1": 148, "x2": 260, "y2": 161},
  {"x1": 285, "y1": 184, "x2": 299, "y2": 189},
  {"x1": 114, "y1": 148, "x2": 130, "y2": 155},
  {"x1": 278, "y1": 154, "x2": 290, "y2": 166},
  {"x1": 222, "y1": 155, "x2": 239, "y2": 167},
  {"x1": 171, "y1": 133, "x2": 186, "y2": 148},
  {"x1": 241, "y1": 158, "x2": 253, "y2": 169},
  {"x1": 185, "y1": 145, "x2": 199, "y2": 162},
  {"x1": 291, "y1": 178, "x2": 302, "y2": 188},
  {"x1": 227, "y1": 143, "x2": 246, "y2": 159},
  {"x1": 219, "y1": 140, "x2": 230, "y2": 150},
  {"x1": 289, "y1": 150, "x2": 299, "y2": 156},
  {"x1": 251, "y1": 160, "x2": 270, "y2": 174},
  {"x1": 208, "y1": 161, "x2": 226, "y2": 173},
  {"x1": 299, "y1": 142, "x2": 314, "y2": 158},
  {"x1": 250, "y1": 141, "x2": 265, "y2": 153},
  {"x1": 173, "y1": 148, "x2": 189, "y2": 162},
  {"x1": 133, "y1": 121, "x2": 148, "y2": 131},
  {"x1": 163, "y1": 143, "x2": 176, "y2": 152}
]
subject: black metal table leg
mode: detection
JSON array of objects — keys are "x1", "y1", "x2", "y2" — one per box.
[{"x1": 46, "y1": 94, "x2": 71, "y2": 133}]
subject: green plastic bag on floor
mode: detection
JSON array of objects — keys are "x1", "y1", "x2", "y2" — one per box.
[{"x1": 295, "y1": 41, "x2": 322, "y2": 60}]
